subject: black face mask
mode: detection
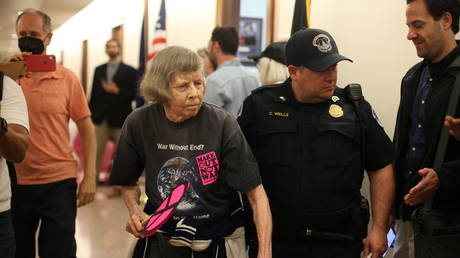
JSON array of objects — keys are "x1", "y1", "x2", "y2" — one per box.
[{"x1": 18, "y1": 37, "x2": 45, "y2": 54}]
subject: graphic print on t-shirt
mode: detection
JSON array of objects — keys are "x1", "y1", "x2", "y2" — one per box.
[{"x1": 157, "y1": 157, "x2": 201, "y2": 213}]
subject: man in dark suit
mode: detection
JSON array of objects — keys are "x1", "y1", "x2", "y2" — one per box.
[{"x1": 89, "y1": 39, "x2": 137, "y2": 184}]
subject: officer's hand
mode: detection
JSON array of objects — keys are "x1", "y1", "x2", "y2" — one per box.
[
  {"x1": 404, "y1": 168, "x2": 440, "y2": 206},
  {"x1": 9, "y1": 52, "x2": 32, "y2": 62},
  {"x1": 445, "y1": 115, "x2": 460, "y2": 141},
  {"x1": 362, "y1": 227, "x2": 387, "y2": 258}
]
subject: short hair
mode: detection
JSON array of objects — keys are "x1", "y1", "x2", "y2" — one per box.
[
  {"x1": 141, "y1": 46, "x2": 203, "y2": 103},
  {"x1": 16, "y1": 8, "x2": 52, "y2": 33},
  {"x1": 257, "y1": 57, "x2": 289, "y2": 85},
  {"x1": 106, "y1": 38, "x2": 121, "y2": 48},
  {"x1": 407, "y1": 0, "x2": 460, "y2": 34},
  {"x1": 210, "y1": 27, "x2": 239, "y2": 55}
]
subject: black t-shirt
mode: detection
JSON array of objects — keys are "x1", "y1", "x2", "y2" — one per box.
[{"x1": 110, "y1": 103, "x2": 261, "y2": 222}]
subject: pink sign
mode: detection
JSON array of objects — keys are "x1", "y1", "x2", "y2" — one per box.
[{"x1": 195, "y1": 152, "x2": 220, "y2": 185}]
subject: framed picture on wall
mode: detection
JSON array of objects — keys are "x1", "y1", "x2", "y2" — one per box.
[{"x1": 238, "y1": 17, "x2": 263, "y2": 63}]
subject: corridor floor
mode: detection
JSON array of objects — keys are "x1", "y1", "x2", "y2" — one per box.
[{"x1": 75, "y1": 186, "x2": 136, "y2": 258}]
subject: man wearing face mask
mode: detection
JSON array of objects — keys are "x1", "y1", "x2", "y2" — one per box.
[
  {"x1": 8, "y1": 8, "x2": 97, "y2": 258},
  {"x1": 89, "y1": 39, "x2": 137, "y2": 186}
]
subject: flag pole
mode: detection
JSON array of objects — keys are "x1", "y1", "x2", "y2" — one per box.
[
  {"x1": 266, "y1": 0, "x2": 275, "y2": 45},
  {"x1": 143, "y1": 0, "x2": 149, "y2": 65}
]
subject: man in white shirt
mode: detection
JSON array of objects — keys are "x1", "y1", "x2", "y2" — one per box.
[
  {"x1": 0, "y1": 73, "x2": 29, "y2": 258},
  {"x1": 205, "y1": 27, "x2": 260, "y2": 116}
]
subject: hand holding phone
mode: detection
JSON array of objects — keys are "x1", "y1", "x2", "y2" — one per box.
[
  {"x1": 0, "y1": 61, "x2": 27, "y2": 80},
  {"x1": 24, "y1": 55, "x2": 56, "y2": 72}
]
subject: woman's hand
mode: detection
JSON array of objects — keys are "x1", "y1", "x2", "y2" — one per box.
[{"x1": 125, "y1": 212, "x2": 150, "y2": 238}]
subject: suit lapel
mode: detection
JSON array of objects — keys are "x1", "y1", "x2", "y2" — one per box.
[{"x1": 100, "y1": 63, "x2": 108, "y2": 81}]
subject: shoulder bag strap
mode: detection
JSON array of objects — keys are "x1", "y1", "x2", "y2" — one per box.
[{"x1": 424, "y1": 69, "x2": 460, "y2": 210}]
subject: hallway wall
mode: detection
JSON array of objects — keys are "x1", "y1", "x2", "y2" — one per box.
[{"x1": 47, "y1": 0, "x2": 217, "y2": 98}]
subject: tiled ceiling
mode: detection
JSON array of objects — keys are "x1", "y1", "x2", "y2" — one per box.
[{"x1": 0, "y1": 0, "x2": 93, "y2": 61}]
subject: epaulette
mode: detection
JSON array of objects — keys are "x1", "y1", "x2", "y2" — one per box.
[
  {"x1": 334, "y1": 86, "x2": 346, "y2": 97},
  {"x1": 251, "y1": 83, "x2": 284, "y2": 94},
  {"x1": 449, "y1": 55, "x2": 460, "y2": 69}
]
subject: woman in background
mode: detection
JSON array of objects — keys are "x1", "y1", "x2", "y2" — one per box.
[
  {"x1": 251, "y1": 42, "x2": 289, "y2": 85},
  {"x1": 197, "y1": 48, "x2": 217, "y2": 77}
]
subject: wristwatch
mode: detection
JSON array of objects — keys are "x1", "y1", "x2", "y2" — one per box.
[{"x1": 0, "y1": 117, "x2": 8, "y2": 136}]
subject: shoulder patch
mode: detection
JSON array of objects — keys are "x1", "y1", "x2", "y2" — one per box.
[
  {"x1": 237, "y1": 103, "x2": 243, "y2": 117},
  {"x1": 371, "y1": 108, "x2": 384, "y2": 128},
  {"x1": 251, "y1": 83, "x2": 284, "y2": 94}
]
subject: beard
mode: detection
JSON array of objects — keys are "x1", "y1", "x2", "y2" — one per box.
[
  {"x1": 208, "y1": 51, "x2": 218, "y2": 66},
  {"x1": 107, "y1": 52, "x2": 119, "y2": 58}
]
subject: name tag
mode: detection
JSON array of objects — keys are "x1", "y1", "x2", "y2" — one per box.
[{"x1": 267, "y1": 111, "x2": 289, "y2": 117}]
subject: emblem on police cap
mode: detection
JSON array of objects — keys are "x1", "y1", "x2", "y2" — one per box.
[
  {"x1": 312, "y1": 34, "x2": 332, "y2": 53},
  {"x1": 329, "y1": 104, "x2": 343, "y2": 118}
]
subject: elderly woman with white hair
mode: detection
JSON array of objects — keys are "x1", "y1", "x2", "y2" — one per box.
[
  {"x1": 251, "y1": 42, "x2": 289, "y2": 85},
  {"x1": 109, "y1": 46, "x2": 272, "y2": 258}
]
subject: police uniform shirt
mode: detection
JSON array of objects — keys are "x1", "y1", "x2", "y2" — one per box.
[{"x1": 237, "y1": 79, "x2": 394, "y2": 215}]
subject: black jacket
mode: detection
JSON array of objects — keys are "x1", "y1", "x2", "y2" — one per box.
[
  {"x1": 393, "y1": 46, "x2": 460, "y2": 220},
  {"x1": 89, "y1": 62, "x2": 137, "y2": 127}
]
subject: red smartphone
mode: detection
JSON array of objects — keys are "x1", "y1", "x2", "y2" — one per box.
[{"x1": 24, "y1": 55, "x2": 56, "y2": 72}]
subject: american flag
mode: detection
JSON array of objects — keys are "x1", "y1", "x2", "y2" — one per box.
[
  {"x1": 148, "y1": 0, "x2": 166, "y2": 61},
  {"x1": 135, "y1": 0, "x2": 167, "y2": 107}
]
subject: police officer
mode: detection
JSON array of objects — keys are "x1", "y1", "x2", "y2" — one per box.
[{"x1": 238, "y1": 28, "x2": 395, "y2": 258}]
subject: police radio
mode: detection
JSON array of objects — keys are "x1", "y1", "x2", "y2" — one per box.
[
  {"x1": 345, "y1": 83, "x2": 366, "y2": 171},
  {"x1": 345, "y1": 83, "x2": 363, "y2": 113}
]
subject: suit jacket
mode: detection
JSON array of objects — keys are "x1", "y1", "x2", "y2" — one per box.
[
  {"x1": 393, "y1": 50, "x2": 460, "y2": 220},
  {"x1": 89, "y1": 62, "x2": 137, "y2": 127}
]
